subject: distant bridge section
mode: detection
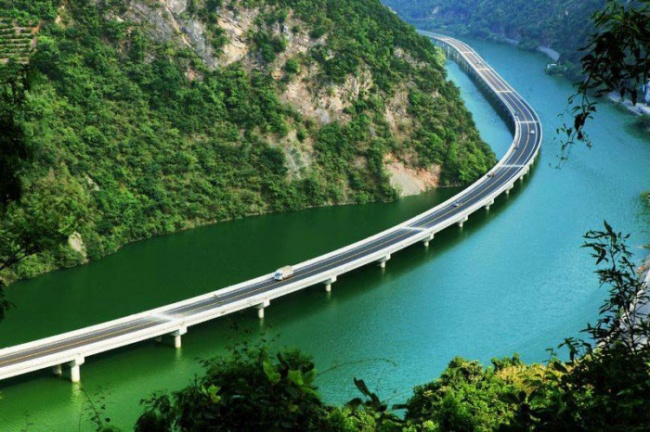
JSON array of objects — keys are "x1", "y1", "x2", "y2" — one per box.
[{"x1": 0, "y1": 35, "x2": 542, "y2": 384}]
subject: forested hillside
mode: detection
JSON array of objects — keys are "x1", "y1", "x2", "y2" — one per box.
[
  {"x1": 383, "y1": 0, "x2": 605, "y2": 74},
  {"x1": 0, "y1": 0, "x2": 494, "y2": 282}
]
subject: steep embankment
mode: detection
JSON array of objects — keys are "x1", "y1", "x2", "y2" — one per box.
[
  {"x1": 0, "y1": 0, "x2": 494, "y2": 281},
  {"x1": 383, "y1": 0, "x2": 604, "y2": 76}
]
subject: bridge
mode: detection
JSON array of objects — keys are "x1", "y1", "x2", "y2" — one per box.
[{"x1": 0, "y1": 35, "x2": 542, "y2": 383}]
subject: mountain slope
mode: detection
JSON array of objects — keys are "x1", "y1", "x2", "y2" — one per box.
[
  {"x1": 0, "y1": 0, "x2": 494, "y2": 281},
  {"x1": 384, "y1": 0, "x2": 605, "y2": 72}
]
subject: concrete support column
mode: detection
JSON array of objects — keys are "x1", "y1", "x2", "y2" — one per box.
[
  {"x1": 377, "y1": 255, "x2": 391, "y2": 269},
  {"x1": 485, "y1": 199, "x2": 495, "y2": 211},
  {"x1": 68, "y1": 357, "x2": 85, "y2": 383},
  {"x1": 458, "y1": 216, "x2": 469, "y2": 228},
  {"x1": 506, "y1": 185, "x2": 513, "y2": 195},
  {"x1": 256, "y1": 299, "x2": 271, "y2": 319},
  {"x1": 52, "y1": 364, "x2": 62, "y2": 377},
  {"x1": 422, "y1": 233, "x2": 434, "y2": 248},
  {"x1": 171, "y1": 326, "x2": 187, "y2": 349},
  {"x1": 70, "y1": 365, "x2": 81, "y2": 383},
  {"x1": 323, "y1": 276, "x2": 337, "y2": 293}
]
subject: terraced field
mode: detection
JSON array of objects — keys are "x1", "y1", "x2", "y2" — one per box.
[{"x1": 0, "y1": 19, "x2": 36, "y2": 65}]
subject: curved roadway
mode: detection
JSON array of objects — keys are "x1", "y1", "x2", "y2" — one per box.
[{"x1": 0, "y1": 35, "x2": 542, "y2": 382}]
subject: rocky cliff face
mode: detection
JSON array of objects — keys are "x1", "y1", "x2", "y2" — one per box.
[{"x1": 97, "y1": 0, "x2": 479, "y2": 194}]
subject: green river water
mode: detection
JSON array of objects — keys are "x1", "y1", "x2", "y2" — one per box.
[{"x1": 0, "y1": 38, "x2": 649, "y2": 430}]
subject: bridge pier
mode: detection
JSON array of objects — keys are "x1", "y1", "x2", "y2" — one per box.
[
  {"x1": 458, "y1": 216, "x2": 469, "y2": 228},
  {"x1": 171, "y1": 326, "x2": 187, "y2": 349},
  {"x1": 323, "y1": 276, "x2": 337, "y2": 293},
  {"x1": 377, "y1": 255, "x2": 391, "y2": 269},
  {"x1": 505, "y1": 184, "x2": 514, "y2": 195},
  {"x1": 256, "y1": 299, "x2": 270, "y2": 319},
  {"x1": 485, "y1": 199, "x2": 495, "y2": 211},
  {"x1": 422, "y1": 233, "x2": 434, "y2": 248},
  {"x1": 68, "y1": 357, "x2": 85, "y2": 383},
  {"x1": 153, "y1": 326, "x2": 188, "y2": 348},
  {"x1": 52, "y1": 364, "x2": 62, "y2": 377}
]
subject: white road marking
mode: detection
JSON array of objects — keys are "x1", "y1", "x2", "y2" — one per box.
[
  {"x1": 152, "y1": 313, "x2": 179, "y2": 321},
  {"x1": 402, "y1": 226, "x2": 430, "y2": 232}
]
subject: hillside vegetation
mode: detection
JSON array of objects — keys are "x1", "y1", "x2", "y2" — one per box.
[
  {"x1": 0, "y1": 0, "x2": 494, "y2": 282},
  {"x1": 383, "y1": 0, "x2": 605, "y2": 76}
]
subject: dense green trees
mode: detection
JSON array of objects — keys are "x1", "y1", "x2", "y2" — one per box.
[
  {"x1": 404, "y1": 355, "x2": 529, "y2": 431},
  {"x1": 0, "y1": 0, "x2": 493, "y2": 283},
  {"x1": 131, "y1": 341, "x2": 403, "y2": 431},
  {"x1": 0, "y1": 61, "x2": 29, "y2": 320},
  {"x1": 0, "y1": 61, "x2": 29, "y2": 208},
  {"x1": 0, "y1": 59, "x2": 86, "y2": 320},
  {"x1": 135, "y1": 344, "x2": 332, "y2": 431}
]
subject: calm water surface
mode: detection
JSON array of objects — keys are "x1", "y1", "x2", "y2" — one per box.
[{"x1": 0, "y1": 39, "x2": 649, "y2": 430}]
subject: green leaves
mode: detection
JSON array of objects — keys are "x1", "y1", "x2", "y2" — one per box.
[
  {"x1": 201, "y1": 384, "x2": 222, "y2": 404},
  {"x1": 558, "y1": 0, "x2": 650, "y2": 154},
  {"x1": 263, "y1": 359, "x2": 281, "y2": 385},
  {"x1": 404, "y1": 356, "x2": 529, "y2": 431},
  {"x1": 136, "y1": 344, "x2": 328, "y2": 431}
]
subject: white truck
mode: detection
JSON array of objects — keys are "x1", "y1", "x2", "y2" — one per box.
[{"x1": 274, "y1": 265, "x2": 294, "y2": 281}]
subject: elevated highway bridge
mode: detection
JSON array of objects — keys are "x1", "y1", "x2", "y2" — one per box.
[{"x1": 0, "y1": 35, "x2": 542, "y2": 383}]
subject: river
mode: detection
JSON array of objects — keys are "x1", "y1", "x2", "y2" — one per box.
[{"x1": 0, "y1": 38, "x2": 648, "y2": 430}]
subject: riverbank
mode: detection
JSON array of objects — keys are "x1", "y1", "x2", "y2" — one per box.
[
  {"x1": 451, "y1": 33, "x2": 650, "y2": 127},
  {"x1": 501, "y1": 36, "x2": 560, "y2": 62},
  {"x1": 608, "y1": 91, "x2": 650, "y2": 117}
]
